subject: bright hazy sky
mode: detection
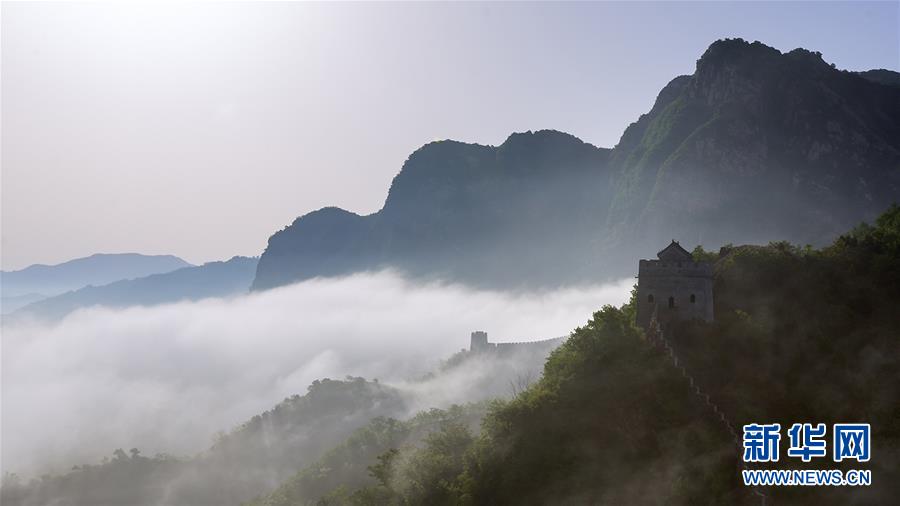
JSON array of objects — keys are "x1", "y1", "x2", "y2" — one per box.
[{"x1": 2, "y1": 1, "x2": 898, "y2": 270}]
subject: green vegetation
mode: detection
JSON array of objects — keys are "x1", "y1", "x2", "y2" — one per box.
[
  {"x1": 254, "y1": 39, "x2": 900, "y2": 292},
  {"x1": 1, "y1": 377, "x2": 409, "y2": 506},
  {"x1": 306, "y1": 306, "x2": 735, "y2": 505},
  {"x1": 251, "y1": 206, "x2": 900, "y2": 505},
  {"x1": 8, "y1": 206, "x2": 900, "y2": 505},
  {"x1": 247, "y1": 404, "x2": 488, "y2": 506}
]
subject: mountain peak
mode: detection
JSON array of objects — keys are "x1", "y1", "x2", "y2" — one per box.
[
  {"x1": 695, "y1": 38, "x2": 836, "y2": 80},
  {"x1": 697, "y1": 38, "x2": 780, "y2": 66},
  {"x1": 288, "y1": 206, "x2": 363, "y2": 227},
  {"x1": 499, "y1": 129, "x2": 590, "y2": 149},
  {"x1": 253, "y1": 38, "x2": 900, "y2": 292}
]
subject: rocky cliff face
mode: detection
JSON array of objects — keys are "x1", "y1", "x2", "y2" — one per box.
[
  {"x1": 608, "y1": 39, "x2": 900, "y2": 251},
  {"x1": 253, "y1": 39, "x2": 900, "y2": 290},
  {"x1": 252, "y1": 130, "x2": 611, "y2": 290}
]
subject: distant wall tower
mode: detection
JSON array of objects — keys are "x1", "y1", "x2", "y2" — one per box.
[
  {"x1": 636, "y1": 240, "x2": 714, "y2": 330},
  {"x1": 470, "y1": 331, "x2": 490, "y2": 352}
]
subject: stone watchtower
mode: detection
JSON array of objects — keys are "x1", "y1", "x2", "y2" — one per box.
[
  {"x1": 470, "y1": 331, "x2": 490, "y2": 352},
  {"x1": 636, "y1": 240, "x2": 714, "y2": 330}
]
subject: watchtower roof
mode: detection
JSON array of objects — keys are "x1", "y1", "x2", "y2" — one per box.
[{"x1": 657, "y1": 240, "x2": 693, "y2": 262}]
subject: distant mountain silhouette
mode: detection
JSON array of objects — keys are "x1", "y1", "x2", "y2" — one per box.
[
  {"x1": 253, "y1": 38, "x2": 900, "y2": 290},
  {"x1": 0, "y1": 293, "x2": 46, "y2": 315},
  {"x1": 1, "y1": 253, "x2": 191, "y2": 313},
  {"x1": 253, "y1": 130, "x2": 610, "y2": 289},
  {"x1": 13, "y1": 256, "x2": 257, "y2": 320}
]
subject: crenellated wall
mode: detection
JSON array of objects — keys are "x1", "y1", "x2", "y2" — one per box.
[
  {"x1": 636, "y1": 258, "x2": 714, "y2": 330},
  {"x1": 469, "y1": 331, "x2": 566, "y2": 354}
]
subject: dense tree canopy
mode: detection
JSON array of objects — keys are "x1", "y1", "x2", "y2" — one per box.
[
  {"x1": 7, "y1": 207, "x2": 899, "y2": 506},
  {"x1": 252, "y1": 205, "x2": 900, "y2": 505}
]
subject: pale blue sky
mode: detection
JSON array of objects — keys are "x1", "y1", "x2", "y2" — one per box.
[{"x1": 2, "y1": 1, "x2": 898, "y2": 269}]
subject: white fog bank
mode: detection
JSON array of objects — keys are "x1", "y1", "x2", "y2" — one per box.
[{"x1": 1, "y1": 271, "x2": 632, "y2": 476}]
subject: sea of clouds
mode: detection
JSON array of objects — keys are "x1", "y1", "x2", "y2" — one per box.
[{"x1": 1, "y1": 270, "x2": 632, "y2": 477}]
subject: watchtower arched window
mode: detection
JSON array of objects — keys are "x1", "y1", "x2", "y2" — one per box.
[
  {"x1": 647, "y1": 294, "x2": 655, "y2": 304},
  {"x1": 668, "y1": 296, "x2": 675, "y2": 309},
  {"x1": 690, "y1": 294, "x2": 696, "y2": 303}
]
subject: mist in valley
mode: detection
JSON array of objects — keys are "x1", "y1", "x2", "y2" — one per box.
[{"x1": 1, "y1": 270, "x2": 632, "y2": 484}]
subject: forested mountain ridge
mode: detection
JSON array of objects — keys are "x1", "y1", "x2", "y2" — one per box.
[
  {"x1": 253, "y1": 38, "x2": 900, "y2": 291},
  {"x1": 0, "y1": 378, "x2": 410, "y2": 506},
  {"x1": 247, "y1": 205, "x2": 900, "y2": 506},
  {"x1": 8, "y1": 207, "x2": 898, "y2": 506},
  {"x1": 0, "y1": 331, "x2": 559, "y2": 505}
]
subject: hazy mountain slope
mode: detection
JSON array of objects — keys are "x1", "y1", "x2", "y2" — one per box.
[
  {"x1": 253, "y1": 130, "x2": 612, "y2": 290},
  {"x1": 252, "y1": 207, "x2": 375, "y2": 290},
  {"x1": 0, "y1": 334, "x2": 564, "y2": 505},
  {"x1": 265, "y1": 206, "x2": 900, "y2": 505},
  {"x1": 0, "y1": 293, "x2": 46, "y2": 315},
  {"x1": 245, "y1": 404, "x2": 489, "y2": 506},
  {"x1": 9, "y1": 207, "x2": 898, "y2": 505},
  {"x1": 0, "y1": 253, "x2": 191, "y2": 299},
  {"x1": 0, "y1": 378, "x2": 409, "y2": 506},
  {"x1": 252, "y1": 39, "x2": 900, "y2": 291},
  {"x1": 13, "y1": 256, "x2": 257, "y2": 320},
  {"x1": 606, "y1": 39, "x2": 900, "y2": 252}
]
